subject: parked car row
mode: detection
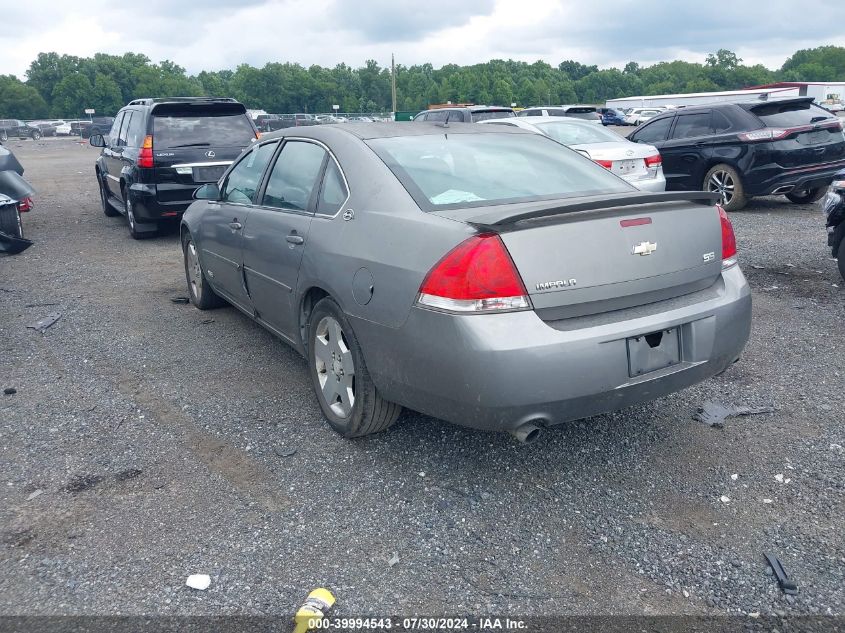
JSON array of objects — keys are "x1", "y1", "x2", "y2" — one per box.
[
  {"x1": 627, "y1": 97, "x2": 845, "y2": 210},
  {"x1": 84, "y1": 94, "x2": 757, "y2": 443}
]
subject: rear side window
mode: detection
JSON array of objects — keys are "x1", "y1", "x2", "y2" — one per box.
[
  {"x1": 108, "y1": 113, "x2": 125, "y2": 144},
  {"x1": 670, "y1": 112, "x2": 713, "y2": 139},
  {"x1": 713, "y1": 111, "x2": 732, "y2": 132},
  {"x1": 221, "y1": 141, "x2": 278, "y2": 204},
  {"x1": 525, "y1": 110, "x2": 543, "y2": 117},
  {"x1": 751, "y1": 102, "x2": 834, "y2": 127},
  {"x1": 633, "y1": 116, "x2": 672, "y2": 143},
  {"x1": 317, "y1": 160, "x2": 349, "y2": 215},
  {"x1": 126, "y1": 110, "x2": 147, "y2": 147},
  {"x1": 261, "y1": 141, "x2": 326, "y2": 211},
  {"x1": 472, "y1": 111, "x2": 515, "y2": 121},
  {"x1": 152, "y1": 109, "x2": 255, "y2": 149}
]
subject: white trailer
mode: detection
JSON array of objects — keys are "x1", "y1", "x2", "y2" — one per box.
[{"x1": 606, "y1": 87, "x2": 799, "y2": 111}]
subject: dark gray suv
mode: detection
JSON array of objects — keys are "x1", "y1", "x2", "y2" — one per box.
[{"x1": 413, "y1": 106, "x2": 515, "y2": 123}]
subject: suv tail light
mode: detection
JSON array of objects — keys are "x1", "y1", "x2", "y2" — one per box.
[
  {"x1": 417, "y1": 234, "x2": 531, "y2": 313},
  {"x1": 718, "y1": 205, "x2": 737, "y2": 269},
  {"x1": 138, "y1": 135, "x2": 154, "y2": 168},
  {"x1": 18, "y1": 197, "x2": 33, "y2": 212},
  {"x1": 644, "y1": 153, "x2": 662, "y2": 167}
]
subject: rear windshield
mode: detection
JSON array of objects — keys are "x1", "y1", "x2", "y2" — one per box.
[
  {"x1": 535, "y1": 122, "x2": 622, "y2": 145},
  {"x1": 152, "y1": 112, "x2": 255, "y2": 148},
  {"x1": 368, "y1": 132, "x2": 632, "y2": 210},
  {"x1": 472, "y1": 110, "x2": 516, "y2": 121},
  {"x1": 750, "y1": 102, "x2": 835, "y2": 127}
]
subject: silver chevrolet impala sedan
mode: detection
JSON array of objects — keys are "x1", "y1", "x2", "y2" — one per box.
[{"x1": 181, "y1": 122, "x2": 751, "y2": 443}]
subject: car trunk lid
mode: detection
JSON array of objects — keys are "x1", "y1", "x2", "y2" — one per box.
[{"x1": 434, "y1": 191, "x2": 724, "y2": 319}]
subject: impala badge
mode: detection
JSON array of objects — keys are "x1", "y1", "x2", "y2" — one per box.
[
  {"x1": 633, "y1": 241, "x2": 657, "y2": 256},
  {"x1": 536, "y1": 279, "x2": 577, "y2": 291}
]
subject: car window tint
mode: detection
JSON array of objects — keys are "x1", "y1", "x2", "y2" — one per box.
[
  {"x1": 126, "y1": 111, "x2": 146, "y2": 147},
  {"x1": 671, "y1": 113, "x2": 713, "y2": 139},
  {"x1": 369, "y1": 132, "x2": 632, "y2": 210},
  {"x1": 117, "y1": 112, "x2": 132, "y2": 146},
  {"x1": 108, "y1": 113, "x2": 124, "y2": 145},
  {"x1": 751, "y1": 102, "x2": 834, "y2": 127},
  {"x1": 221, "y1": 141, "x2": 278, "y2": 204},
  {"x1": 317, "y1": 160, "x2": 349, "y2": 215},
  {"x1": 426, "y1": 110, "x2": 448, "y2": 122},
  {"x1": 472, "y1": 111, "x2": 514, "y2": 121},
  {"x1": 713, "y1": 111, "x2": 732, "y2": 132},
  {"x1": 261, "y1": 141, "x2": 326, "y2": 211},
  {"x1": 153, "y1": 113, "x2": 255, "y2": 148},
  {"x1": 633, "y1": 116, "x2": 672, "y2": 143}
]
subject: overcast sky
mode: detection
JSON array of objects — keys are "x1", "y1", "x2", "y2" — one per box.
[{"x1": 1, "y1": 0, "x2": 843, "y2": 78}]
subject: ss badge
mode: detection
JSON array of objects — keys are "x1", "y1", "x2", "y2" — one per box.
[{"x1": 702, "y1": 252, "x2": 715, "y2": 262}]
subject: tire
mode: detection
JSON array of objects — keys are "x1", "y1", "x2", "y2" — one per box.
[
  {"x1": 31, "y1": 131, "x2": 41, "y2": 141},
  {"x1": 837, "y1": 238, "x2": 845, "y2": 282},
  {"x1": 786, "y1": 187, "x2": 827, "y2": 204},
  {"x1": 0, "y1": 130, "x2": 7, "y2": 142},
  {"x1": 182, "y1": 231, "x2": 225, "y2": 309},
  {"x1": 124, "y1": 191, "x2": 156, "y2": 239},
  {"x1": 704, "y1": 164, "x2": 748, "y2": 211},
  {"x1": 99, "y1": 175, "x2": 120, "y2": 217},
  {"x1": 0, "y1": 204, "x2": 23, "y2": 239},
  {"x1": 307, "y1": 297, "x2": 401, "y2": 437}
]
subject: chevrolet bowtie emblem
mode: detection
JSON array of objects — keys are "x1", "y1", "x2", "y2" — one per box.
[{"x1": 633, "y1": 241, "x2": 657, "y2": 256}]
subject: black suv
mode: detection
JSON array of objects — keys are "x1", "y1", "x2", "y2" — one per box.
[
  {"x1": 90, "y1": 97, "x2": 258, "y2": 238},
  {"x1": 413, "y1": 106, "x2": 515, "y2": 122},
  {"x1": 0, "y1": 120, "x2": 41, "y2": 142},
  {"x1": 628, "y1": 97, "x2": 845, "y2": 211}
]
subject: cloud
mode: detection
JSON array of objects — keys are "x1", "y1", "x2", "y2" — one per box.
[
  {"x1": 0, "y1": 0, "x2": 842, "y2": 79},
  {"x1": 332, "y1": 0, "x2": 495, "y2": 41}
]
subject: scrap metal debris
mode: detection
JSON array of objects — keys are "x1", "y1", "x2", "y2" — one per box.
[
  {"x1": 764, "y1": 552, "x2": 799, "y2": 595},
  {"x1": 388, "y1": 552, "x2": 400, "y2": 567},
  {"x1": 26, "y1": 489, "x2": 44, "y2": 501},
  {"x1": 274, "y1": 446, "x2": 297, "y2": 457},
  {"x1": 170, "y1": 296, "x2": 190, "y2": 304},
  {"x1": 185, "y1": 574, "x2": 211, "y2": 591},
  {"x1": 693, "y1": 401, "x2": 776, "y2": 428},
  {"x1": 27, "y1": 313, "x2": 61, "y2": 333}
]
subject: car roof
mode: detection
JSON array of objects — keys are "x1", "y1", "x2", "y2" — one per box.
[{"x1": 260, "y1": 121, "x2": 532, "y2": 142}]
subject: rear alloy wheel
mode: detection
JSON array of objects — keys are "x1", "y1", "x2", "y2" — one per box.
[
  {"x1": 182, "y1": 232, "x2": 224, "y2": 309},
  {"x1": 704, "y1": 164, "x2": 748, "y2": 211},
  {"x1": 124, "y1": 193, "x2": 155, "y2": 239},
  {"x1": 31, "y1": 131, "x2": 41, "y2": 141},
  {"x1": 0, "y1": 204, "x2": 23, "y2": 239},
  {"x1": 0, "y1": 130, "x2": 7, "y2": 142},
  {"x1": 785, "y1": 187, "x2": 827, "y2": 204},
  {"x1": 308, "y1": 297, "x2": 401, "y2": 437},
  {"x1": 99, "y1": 176, "x2": 120, "y2": 217}
]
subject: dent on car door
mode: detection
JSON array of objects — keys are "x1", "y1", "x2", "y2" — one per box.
[
  {"x1": 198, "y1": 141, "x2": 278, "y2": 309},
  {"x1": 241, "y1": 140, "x2": 329, "y2": 339}
]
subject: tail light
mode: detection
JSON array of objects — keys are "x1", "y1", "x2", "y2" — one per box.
[
  {"x1": 718, "y1": 205, "x2": 737, "y2": 269},
  {"x1": 644, "y1": 153, "x2": 662, "y2": 167},
  {"x1": 594, "y1": 159, "x2": 613, "y2": 169},
  {"x1": 138, "y1": 135, "x2": 154, "y2": 168},
  {"x1": 417, "y1": 234, "x2": 531, "y2": 313},
  {"x1": 18, "y1": 197, "x2": 33, "y2": 212}
]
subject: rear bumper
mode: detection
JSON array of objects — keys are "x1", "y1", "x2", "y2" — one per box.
[
  {"x1": 354, "y1": 266, "x2": 751, "y2": 432},
  {"x1": 127, "y1": 183, "x2": 191, "y2": 221},
  {"x1": 746, "y1": 159, "x2": 845, "y2": 196},
  {"x1": 626, "y1": 173, "x2": 666, "y2": 192}
]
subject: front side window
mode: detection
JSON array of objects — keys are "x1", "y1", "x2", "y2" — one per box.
[
  {"x1": 220, "y1": 141, "x2": 278, "y2": 204},
  {"x1": 107, "y1": 113, "x2": 125, "y2": 145},
  {"x1": 369, "y1": 132, "x2": 632, "y2": 210},
  {"x1": 116, "y1": 112, "x2": 133, "y2": 147},
  {"x1": 632, "y1": 116, "x2": 673, "y2": 143},
  {"x1": 261, "y1": 141, "x2": 326, "y2": 211}
]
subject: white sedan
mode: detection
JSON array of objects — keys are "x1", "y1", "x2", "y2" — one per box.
[
  {"x1": 54, "y1": 121, "x2": 72, "y2": 136},
  {"x1": 479, "y1": 116, "x2": 666, "y2": 191},
  {"x1": 623, "y1": 108, "x2": 664, "y2": 126}
]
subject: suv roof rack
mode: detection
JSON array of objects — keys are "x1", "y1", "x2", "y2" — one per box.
[{"x1": 127, "y1": 97, "x2": 239, "y2": 106}]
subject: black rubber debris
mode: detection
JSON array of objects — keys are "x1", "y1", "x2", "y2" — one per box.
[
  {"x1": 693, "y1": 401, "x2": 776, "y2": 428},
  {"x1": 63, "y1": 474, "x2": 104, "y2": 493},
  {"x1": 170, "y1": 297, "x2": 190, "y2": 304},
  {"x1": 764, "y1": 552, "x2": 799, "y2": 595},
  {"x1": 3, "y1": 387, "x2": 15, "y2": 395}
]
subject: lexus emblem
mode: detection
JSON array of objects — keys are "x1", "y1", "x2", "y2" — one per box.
[
  {"x1": 205, "y1": 150, "x2": 216, "y2": 158},
  {"x1": 633, "y1": 241, "x2": 657, "y2": 256}
]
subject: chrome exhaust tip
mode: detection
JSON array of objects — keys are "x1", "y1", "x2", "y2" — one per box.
[
  {"x1": 510, "y1": 422, "x2": 542, "y2": 444},
  {"x1": 772, "y1": 185, "x2": 794, "y2": 194}
]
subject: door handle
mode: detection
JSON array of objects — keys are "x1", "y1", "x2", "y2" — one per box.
[
  {"x1": 286, "y1": 234, "x2": 305, "y2": 245},
  {"x1": 229, "y1": 221, "x2": 243, "y2": 230}
]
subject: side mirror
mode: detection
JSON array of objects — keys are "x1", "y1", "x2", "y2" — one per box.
[
  {"x1": 89, "y1": 134, "x2": 106, "y2": 147},
  {"x1": 194, "y1": 183, "x2": 221, "y2": 200}
]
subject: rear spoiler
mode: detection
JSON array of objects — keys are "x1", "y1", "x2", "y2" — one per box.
[{"x1": 465, "y1": 191, "x2": 720, "y2": 227}]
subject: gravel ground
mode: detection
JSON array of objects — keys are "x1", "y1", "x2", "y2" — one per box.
[{"x1": 1, "y1": 137, "x2": 843, "y2": 619}]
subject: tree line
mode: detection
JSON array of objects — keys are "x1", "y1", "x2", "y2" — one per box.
[{"x1": 1, "y1": 46, "x2": 844, "y2": 120}]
